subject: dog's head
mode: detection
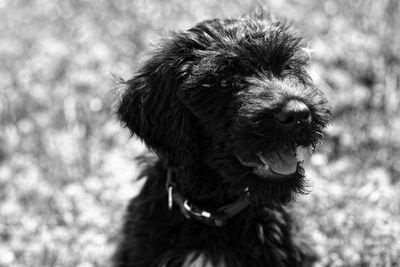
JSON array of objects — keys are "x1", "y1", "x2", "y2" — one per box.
[{"x1": 117, "y1": 16, "x2": 331, "y2": 206}]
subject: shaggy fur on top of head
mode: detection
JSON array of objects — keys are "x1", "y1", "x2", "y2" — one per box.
[{"x1": 114, "y1": 12, "x2": 331, "y2": 267}]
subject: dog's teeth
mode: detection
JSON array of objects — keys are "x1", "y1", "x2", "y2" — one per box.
[
  {"x1": 255, "y1": 153, "x2": 273, "y2": 171},
  {"x1": 257, "y1": 152, "x2": 269, "y2": 165},
  {"x1": 237, "y1": 154, "x2": 265, "y2": 169},
  {"x1": 257, "y1": 163, "x2": 270, "y2": 171}
]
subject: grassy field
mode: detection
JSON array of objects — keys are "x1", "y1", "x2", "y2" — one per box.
[{"x1": 1, "y1": 0, "x2": 400, "y2": 266}]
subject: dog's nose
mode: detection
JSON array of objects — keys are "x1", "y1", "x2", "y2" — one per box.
[{"x1": 276, "y1": 100, "x2": 311, "y2": 130}]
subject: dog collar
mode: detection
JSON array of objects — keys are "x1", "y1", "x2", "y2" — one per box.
[{"x1": 166, "y1": 169, "x2": 250, "y2": 227}]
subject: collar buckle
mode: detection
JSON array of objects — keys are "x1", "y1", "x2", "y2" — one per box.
[{"x1": 166, "y1": 169, "x2": 250, "y2": 227}]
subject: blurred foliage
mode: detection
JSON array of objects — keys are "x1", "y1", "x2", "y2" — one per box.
[{"x1": 0, "y1": 0, "x2": 399, "y2": 266}]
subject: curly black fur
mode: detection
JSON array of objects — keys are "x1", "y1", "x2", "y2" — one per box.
[{"x1": 114, "y1": 13, "x2": 331, "y2": 267}]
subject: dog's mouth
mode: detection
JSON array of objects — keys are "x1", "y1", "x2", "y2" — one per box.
[{"x1": 236, "y1": 146, "x2": 306, "y2": 179}]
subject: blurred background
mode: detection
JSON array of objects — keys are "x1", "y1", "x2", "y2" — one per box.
[{"x1": 1, "y1": 0, "x2": 400, "y2": 266}]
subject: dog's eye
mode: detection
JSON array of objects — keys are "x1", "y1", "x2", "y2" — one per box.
[{"x1": 284, "y1": 64, "x2": 293, "y2": 71}]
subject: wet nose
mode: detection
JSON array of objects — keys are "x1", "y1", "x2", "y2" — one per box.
[{"x1": 276, "y1": 100, "x2": 311, "y2": 130}]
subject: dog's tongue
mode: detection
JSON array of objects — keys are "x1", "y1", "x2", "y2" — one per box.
[{"x1": 258, "y1": 148, "x2": 297, "y2": 175}]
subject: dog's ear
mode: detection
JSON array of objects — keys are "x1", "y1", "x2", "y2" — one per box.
[{"x1": 117, "y1": 41, "x2": 198, "y2": 167}]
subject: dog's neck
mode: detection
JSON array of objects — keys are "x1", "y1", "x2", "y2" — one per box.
[
  {"x1": 170, "y1": 163, "x2": 233, "y2": 207},
  {"x1": 167, "y1": 163, "x2": 250, "y2": 227}
]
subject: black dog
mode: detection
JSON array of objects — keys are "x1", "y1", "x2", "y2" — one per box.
[{"x1": 114, "y1": 13, "x2": 331, "y2": 267}]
